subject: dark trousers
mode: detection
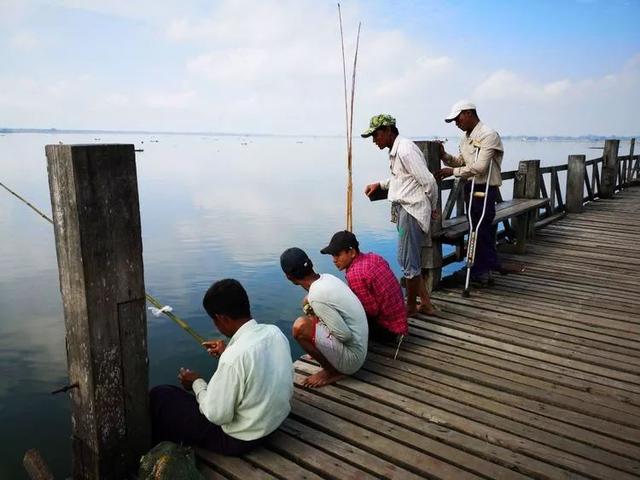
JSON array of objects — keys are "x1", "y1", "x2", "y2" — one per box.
[
  {"x1": 464, "y1": 183, "x2": 502, "y2": 277},
  {"x1": 150, "y1": 385, "x2": 266, "y2": 456}
]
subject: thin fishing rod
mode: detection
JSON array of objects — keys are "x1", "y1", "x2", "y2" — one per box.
[
  {"x1": 1, "y1": 180, "x2": 207, "y2": 347},
  {"x1": 346, "y1": 22, "x2": 361, "y2": 232}
]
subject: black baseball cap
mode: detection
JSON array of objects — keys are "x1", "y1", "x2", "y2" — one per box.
[
  {"x1": 280, "y1": 247, "x2": 313, "y2": 276},
  {"x1": 320, "y1": 230, "x2": 359, "y2": 255}
]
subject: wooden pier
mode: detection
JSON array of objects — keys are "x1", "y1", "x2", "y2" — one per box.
[
  {"x1": 195, "y1": 190, "x2": 640, "y2": 478},
  {"x1": 34, "y1": 140, "x2": 638, "y2": 479}
]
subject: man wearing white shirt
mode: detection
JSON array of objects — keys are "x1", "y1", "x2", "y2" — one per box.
[
  {"x1": 437, "y1": 100, "x2": 506, "y2": 283},
  {"x1": 281, "y1": 247, "x2": 368, "y2": 388},
  {"x1": 150, "y1": 279, "x2": 294, "y2": 455},
  {"x1": 363, "y1": 114, "x2": 439, "y2": 315}
]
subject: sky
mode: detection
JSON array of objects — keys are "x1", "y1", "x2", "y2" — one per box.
[{"x1": 1, "y1": 0, "x2": 639, "y2": 136}]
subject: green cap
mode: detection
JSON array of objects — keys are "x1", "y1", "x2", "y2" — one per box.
[{"x1": 361, "y1": 114, "x2": 396, "y2": 138}]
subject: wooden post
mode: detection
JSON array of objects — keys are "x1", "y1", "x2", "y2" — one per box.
[
  {"x1": 46, "y1": 144, "x2": 150, "y2": 479},
  {"x1": 629, "y1": 138, "x2": 637, "y2": 184},
  {"x1": 512, "y1": 160, "x2": 540, "y2": 254},
  {"x1": 415, "y1": 140, "x2": 442, "y2": 291},
  {"x1": 566, "y1": 155, "x2": 586, "y2": 213},
  {"x1": 600, "y1": 139, "x2": 619, "y2": 198}
]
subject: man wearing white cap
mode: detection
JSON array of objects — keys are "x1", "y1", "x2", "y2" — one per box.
[{"x1": 437, "y1": 101, "x2": 504, "y2": 283}]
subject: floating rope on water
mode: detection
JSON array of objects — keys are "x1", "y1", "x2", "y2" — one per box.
[{"x1": 1, "y1": 180, "x2": 208, "y2": 348}]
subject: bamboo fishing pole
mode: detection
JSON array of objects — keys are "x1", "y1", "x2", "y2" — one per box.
[
  {"x1": 0, "y1": 180, "x2": 208, "y2": 348},
  {"x1": 338, "y1": 4, "x2": 351, "y2": 231},
  {"x1": 338, "y1": 5, "x2": 361, "y2": 232},
  {"x1": 347, "y1": 22, "x2": 361, "y2": 232}
]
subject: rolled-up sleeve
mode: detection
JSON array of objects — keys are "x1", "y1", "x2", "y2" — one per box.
[{"x1": 193, "y1": 362, "x2": 241, "y2": 426}]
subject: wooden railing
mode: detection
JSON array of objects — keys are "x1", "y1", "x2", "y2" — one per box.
[{"x1": 416, "y1": 138, "x2": 639, "y2": 285}]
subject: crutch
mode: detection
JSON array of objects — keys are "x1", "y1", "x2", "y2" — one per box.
[{"x1": 462, "y1": 143, "x2": 494, "y2": 297}]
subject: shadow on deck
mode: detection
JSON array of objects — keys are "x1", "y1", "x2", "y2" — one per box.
[{"x1": 197, "y1": 188, "x2": 640, "y2": 480}]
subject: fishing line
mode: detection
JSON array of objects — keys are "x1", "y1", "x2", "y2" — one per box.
[{"x1": 0, "y1": 180, "x2": 208, "y2": 347}]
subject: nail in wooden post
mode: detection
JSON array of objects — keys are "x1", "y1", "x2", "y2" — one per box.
[
  {"x1": 415, "y1": 140, "x2": 442, "y2": 291},
  {"x1": 566, "y1": 155, "x2": 586, "y2": 213},
  {"x1": 512, "y1": 160, "x2": 540, "y2": 254},
  {"x1": 46, "y1": 144, "x2": 150, "y2": 479},
  {"x1": 600, "y1": 139, "x2": 619, "y2": 198}
]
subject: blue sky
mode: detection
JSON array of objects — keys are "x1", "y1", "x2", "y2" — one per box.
[{"x1": 1, "y1": 0, "x2": 639, "y2": 135}]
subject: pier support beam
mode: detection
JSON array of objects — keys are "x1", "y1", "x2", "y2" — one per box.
[
  {"x1": 416, "y1": 141, "x2": 443, "y2": 291},
  {"x1": 566, "y1": 155, "x2": 586, "y2": 213},
  {"x1": 513, "y1": 160, "x2": 541, "y2": 254},
  {"x1": 629, "y1": 138, "x2": 638, "y2": 184},
  {"x1": 46, "y1": 144, "x2": 150, "y2": 479},
  {"x1": 600, "y1": 139, "x2": 619, "y2": 198}
]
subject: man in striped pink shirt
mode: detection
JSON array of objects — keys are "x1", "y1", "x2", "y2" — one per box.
[{"x1": 321, "y1": 231, "x2": 408, "y2": 342}]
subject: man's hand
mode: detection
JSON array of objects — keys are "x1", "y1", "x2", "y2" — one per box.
[
  {"x1": 202, "y1": 340, "x2": 226, "y2": 358},
  {"x1": 364, "y1": 182, "x2": 380, "y2": 197},
  {"x1": 178, "y1": 367, "x2": 201, "y2": 391},
  {"x1": 438, "y1": 142, "x2": 447, "y2": 160},
  {"x1": 435, "y1": 167, "x2": 454, "y2": 181}
]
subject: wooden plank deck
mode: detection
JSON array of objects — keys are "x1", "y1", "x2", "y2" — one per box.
[{"x1": 197, "y1": 187, "x2": 640, "y2": 480}]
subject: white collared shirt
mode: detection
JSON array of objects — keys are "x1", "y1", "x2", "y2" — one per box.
[
  {"x1": 443, "y1": 121, "x2": 504, "y2": 186},
  {"x1": 379, "y1": 136, "x2": 439, "y2": 233},
  {"x1": 192, "y1": 319, "x2": 293, "y2": 441}
]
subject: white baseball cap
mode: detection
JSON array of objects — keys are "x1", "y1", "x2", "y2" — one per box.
[{"x1": 445, "y1": 100, "x2": 477, "y2": 123}]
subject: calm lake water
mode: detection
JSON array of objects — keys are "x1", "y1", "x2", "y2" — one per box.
[{"x1": 0, "y1": 132, "x2": 628, "y2": 478}]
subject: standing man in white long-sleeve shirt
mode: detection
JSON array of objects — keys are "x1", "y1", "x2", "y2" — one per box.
[
  {"x1": 150, "y1": 278, "x2": 293, "y2": 455},
  {"x1": 363, "y1": 114, "x2": 439, "y2": 315}
]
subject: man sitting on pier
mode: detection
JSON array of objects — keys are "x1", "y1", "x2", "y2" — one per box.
[
  {"x1": 150, "y1": 278, "x2": 294, "y2": 455},
  {"x1": 281, "y1": 247, "x2": 368, "y2": 388},
  {"x1": 320, "y1": 230, "x2": 408, "y2": 342}
]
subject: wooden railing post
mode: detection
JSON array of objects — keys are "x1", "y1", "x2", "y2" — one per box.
[
  {"x1": 600, "y1": 139, "x2": 619, "y2": 198},
  {"x1": 629, "y1": 138, "x2": 637, "y2": 183},
  {"x1": 415, "y1": 140, "x2": 442, "y2": 291},
  {"x1": 46, "y1": 144, "x2": 150, "y2": 479},
  {"x1": 566, "y1": 155, "x2": 586, "y2": 213},
  {"x1": 512, "y1": 160, "x2": 540, "y2": 254}
]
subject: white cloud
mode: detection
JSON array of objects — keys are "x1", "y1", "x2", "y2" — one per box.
[
  {"x1": 9, "y1": 30, "x2": 39, "y2": 50},
  {"x1": 470, "y1": 54, "x2": 640, "y2": 135},
  {"x1": 0, "y1": 0, "x2": 638, "y2": 136},
  {"x1": 143, "y1": 90, "x2": 196, "y2": 109}
]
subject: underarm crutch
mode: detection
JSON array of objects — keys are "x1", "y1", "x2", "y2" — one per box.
[{"x1": 462, "y1": 144, "x2": 494, "y2": 297}]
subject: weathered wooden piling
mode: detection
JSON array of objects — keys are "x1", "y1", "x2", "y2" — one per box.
[
  {"x1": 512, "y1": 159, "x2": 541, "y2": 253},
  {"x1": 566, "y1": 155, "x2": 586, "y2": 213},
  {"x1": 600, "y1": 139, "x2": 619, "y2": 198},
  {"x1": 416, "y1": 140, "x2": 443, "y2": 291},
  {"x1": 46, "y1": 144, "x2": 150, "y2": 479},
  {"x1": 628, "y1": 138, "x2": 636, "y2": 184}
]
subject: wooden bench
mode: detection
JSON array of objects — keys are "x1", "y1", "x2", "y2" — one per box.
[{"x1": 441, "y1": 197, "x2": 550, "y2": 242}]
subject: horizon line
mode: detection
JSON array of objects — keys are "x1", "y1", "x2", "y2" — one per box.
[{"x1": 0, "y1": 127, "x2": 637, "y2": 140}]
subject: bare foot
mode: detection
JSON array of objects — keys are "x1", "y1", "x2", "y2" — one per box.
[
  {"x1": 302, "y1": 369, "x2": 345, "y2": 388},
  {"x1": 418, "y1": 304, "x2": 437, "y2": 315},
  {"x1": 406, "y1": 305, "x2": 418, "y2": 316}
]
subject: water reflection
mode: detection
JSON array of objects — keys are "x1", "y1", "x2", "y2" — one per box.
[{"x1": 0, "y1": 133, "x2": 621, "y2": 477}]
